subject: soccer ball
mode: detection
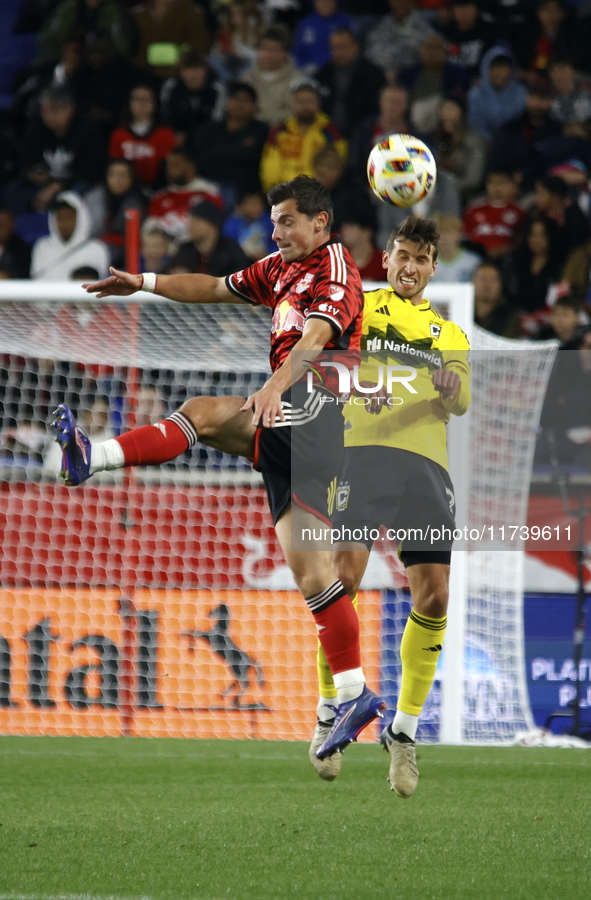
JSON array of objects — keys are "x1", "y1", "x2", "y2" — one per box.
[{"x1": 367, "y1": 134, "x2": 437, "y2": 208}]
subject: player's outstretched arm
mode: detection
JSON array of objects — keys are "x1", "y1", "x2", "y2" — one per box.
[{"x1": 82, "y1": 267, "x2": 237, "y2": 304}]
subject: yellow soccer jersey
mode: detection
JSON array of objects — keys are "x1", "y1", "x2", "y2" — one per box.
[{"x1": 344, "y1": 288, "x2": 471, "y2": 471}]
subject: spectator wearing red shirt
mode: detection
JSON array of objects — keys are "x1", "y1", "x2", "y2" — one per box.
[
  {"x1": 340, "y1": 215, "x2": 385, "y2": 282},
  {"x1": 463, "y1": 168, "x2": 525, "y2": 259},
  {"x1": 148, "y1": 149, "x2": 223, "y2": 242},
  {"x1": 109, "y1": 85, "x2": 176, "y2": 189}
]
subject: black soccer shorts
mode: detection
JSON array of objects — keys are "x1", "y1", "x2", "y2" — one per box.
[
  {"x1": 331, "y1": 445, "x2": 456, "y2": 566},
  {"x1": 252, "y1": 384, "x2": 345, "y2": 525}
]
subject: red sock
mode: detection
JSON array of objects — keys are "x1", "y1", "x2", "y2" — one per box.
[
  {"x1": 306, "y1": 581, "x2": 361, "y2": 675},
  {"x1": 115, "y1": 413, "x2": 197, "y2": 466}
]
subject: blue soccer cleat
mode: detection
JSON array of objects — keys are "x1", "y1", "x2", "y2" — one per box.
[
  {"x1": 51, "y1": 404, "x2": 92, "y2": 486},
  {"x1": 315, "y1": 685, "x2": 386, "y2": 759}
]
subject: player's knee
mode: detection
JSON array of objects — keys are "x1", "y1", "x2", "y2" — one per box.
[
  {"x1": 178, "y1": 397, "x2": 216, "y2": 441},
  {"x1": 291, "y1": 561, "x2": 333, "y2": 600},
  {"x1": 414, "y1": 586, "x2": 448, "y2": 619},
  {"x1": 338, "y1": 568, "x2": 361, "y2": 599}
]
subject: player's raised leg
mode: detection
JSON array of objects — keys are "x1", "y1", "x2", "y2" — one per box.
[
  {"x1": 52, "y1": 395, "x2": 256, "y2": 485},
  {"x1": 380, "y1": 561, "x2": 449, "y2": 798}
]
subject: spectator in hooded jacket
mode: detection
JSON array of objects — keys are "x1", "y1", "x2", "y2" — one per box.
[
  {"x1": 31, "y1": 191, "x2": 110, "y2": 280},
  {"x1": 467, "y1": 47, "x2": 527, "y2": 141}
]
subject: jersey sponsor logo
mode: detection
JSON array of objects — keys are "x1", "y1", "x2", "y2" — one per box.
[
  {"x1": 295, "y1": 272, "x2": 314, "y2": 293},
  {"x1": 430, "y1": 323, "x2": 442, "y2": 338},
  {"x1": 365, "y1": 328, "x2": 444, "y2": 369},
  {"x1": 446, "y1": 487, "x2": 455, "y2": 514},
  {"x1": 328, "y1": 283, "x2": 344, "y2": 302},
  {"x1": 235, "y1": 270, "x2": 244, "y2": 282},
  {"x1": 120, "y1": 140, "x2": 156, "y2": 160},
  {"x1": 272, "y1": 299, "x2": 305, "y2": 336},
  {"x1": 318, "y1": 302, "x2": 340, "y2": 316}
]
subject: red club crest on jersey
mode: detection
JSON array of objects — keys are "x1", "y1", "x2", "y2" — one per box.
[{"x1": 271, "y1": 299, "x2": 305, "y2": 336}]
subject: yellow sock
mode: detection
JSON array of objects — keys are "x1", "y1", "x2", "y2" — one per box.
[
  {"x1": 398, "y1": 609, "x2": 447, "y2": 716},
  {"x1": 317, "y1": 593, "x2": 358, "y2": 699}
]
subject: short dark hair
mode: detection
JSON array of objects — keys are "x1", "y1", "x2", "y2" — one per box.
[
  {"x1": 487, "y1": 167, "x2": 515, "y2": 180},
  {"x1": 331, "y1": 27, "x2": 359, "y2": 45},
  {"x1": 71, "y1": 266, "x2": 99, "y2": 280},
  {"x1": 386, "y1": 216, "x2": 439, "y2": 261},
  {"x1": 489, "y1": 54, "x2": 513, "y2": 68},
  {"x1": 554, "y1": 294, "x2": 582, "y2": 312},
  {"x1": 259, "y1": 25, "x2": 290, "y2": 51},
  {"x1": 227, "y1": 80, "x2": 257, "y2": 103},
  {"x1": 474, "y1": 260, "x2": 502, "y2": 278},
  {"x1": 267, "y1": 175, "x2": 333, "y2": 231},
  {"x1": 40, "y1": 85, "x2": 74, "y2": 107},
  {"x1": 537, "y1": 174, "x2": 568, "y2": 198}
]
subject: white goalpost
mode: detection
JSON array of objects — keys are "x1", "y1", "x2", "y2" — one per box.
[{"x1": 0, "y1": 281, "x2": 557, "y2": 744}]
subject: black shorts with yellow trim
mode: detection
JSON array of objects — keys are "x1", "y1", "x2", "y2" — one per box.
[
  {"x1": 252, "y1": 384, "x2": 345, "y2": 525},
  {"x1": 332, "y1": 445, "x2": 455, "y2": 566}
]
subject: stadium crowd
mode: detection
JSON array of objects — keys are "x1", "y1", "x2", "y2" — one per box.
[{"x1": 1, "y1": 0, "x2": 591, "y2": 344}]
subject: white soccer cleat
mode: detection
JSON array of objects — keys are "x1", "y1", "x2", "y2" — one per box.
[
  {"x1": 309, "y1": 721, "x2": 342, "y2": 781},
  {"x1": 380, "y1": 725, "x2": 419, "y2": 798}
]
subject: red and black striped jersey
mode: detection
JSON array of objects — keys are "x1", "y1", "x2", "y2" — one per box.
[{"x1": 225, "y1": 235, "x2": 363, "y2": 394}]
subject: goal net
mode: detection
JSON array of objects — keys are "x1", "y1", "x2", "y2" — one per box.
[{"x1": 0, "y1": 283, "x2": 557, "y2": 743}]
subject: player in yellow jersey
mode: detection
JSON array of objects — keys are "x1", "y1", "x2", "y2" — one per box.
[{"x1": 310, "y1": 216, "x2": 471, "y2": 795}]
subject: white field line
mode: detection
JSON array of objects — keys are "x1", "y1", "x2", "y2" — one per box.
[{"x1": 0, "y1": 894, "x2": 215, "y2": 900}]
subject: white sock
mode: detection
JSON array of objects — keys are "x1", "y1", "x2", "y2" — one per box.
[
  {"x1": 393, "y1": 710, "x2": 419, "y2": 741},
  {"x1": 333, "y1": 668, "x2": 365, "y2": 704},
  {"x1": 316, "y1": 696, "x2": 339, "y2": 723},
  {"x1": 89, "y1": 438, "x2": 125, "y2": 474}
]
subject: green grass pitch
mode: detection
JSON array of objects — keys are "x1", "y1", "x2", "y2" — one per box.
[{"x1": 0, "y1": 736, "x2": 589, "y2": 900}]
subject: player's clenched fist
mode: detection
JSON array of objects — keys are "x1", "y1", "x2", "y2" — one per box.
[
  {"x1": 432, "y1": 368, "x2": 460, "y2": 400},
  {"x1": 83, "y1": 267, "x2": 144, "y2": 298}
]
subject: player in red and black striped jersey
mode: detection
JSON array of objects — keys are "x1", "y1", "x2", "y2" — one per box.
[
  {"x1": 57, "y1": 175, "x2": 385, "y2": 760},
  {"x1": 226, "y1": 236, "x2": 362, "y2": 393}
]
